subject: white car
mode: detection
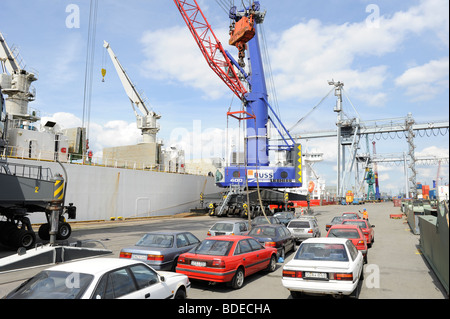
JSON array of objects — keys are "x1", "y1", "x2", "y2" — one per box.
[
  {"x1": 4, "y1": 258, "x2": 190, "y2": 299},
  {"x1": 207, "y1": 220, "x2": 249, "y2": 236},
  {"x1": 282, "y1": 237, "x2": 364, "y2": 298}
]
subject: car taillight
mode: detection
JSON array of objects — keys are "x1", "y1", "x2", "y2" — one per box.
[
  {"x1": 332, "y1": 273, "x2": 353, "y2": 281},
  {"x1": 326, "y1": 224, "x2": 331, "y2": 229},
  {"x1": 147, "y1": 254, "x2": 164, "y2": 261},
  {"x1": 212, "y1": 259, "x2": 225, "y2": 268},
  {"x1": 283, "y1": 270, "x2": 302, "y2": 278},
  {"x1": 178, "y1": 256, "x2": 187, "y2": 264},
  {"x1": 207, "y1": 231, "x2": 211, "y2": 236},
  {"x1": 357, "y1": 240, "x2": 365, "y2": 246},
  {"x1": 119, "y1": 252, "x2": 132, "y2": 259},
  {"x1": 265, "y1": 242, "x2": 276, "y2": 247},
  {"x1": 308, "y1": 229, "x2": 313, "y2": 233}
]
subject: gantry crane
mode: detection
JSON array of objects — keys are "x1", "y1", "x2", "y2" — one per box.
[
  {"x1": 103, "y1": 41, "x2": 161, "y2": 144},
  {"x1": 173, "y1": 1, "x2": 304, "y2": 217}
]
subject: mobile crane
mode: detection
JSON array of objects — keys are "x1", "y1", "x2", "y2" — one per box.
[{"x1": 174, "y1": 1, "x2": 305, "y2": 217}]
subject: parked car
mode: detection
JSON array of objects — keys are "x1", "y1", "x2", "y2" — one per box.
[
  {"x1": 325, "y1": 216, "x2": 345, "y2": 232},
  {"x1": 282, "y1": 237, "x2": 364, "y2": 298},
  {"x1": 342, "y1": 212, "x2": 360, "y2": 219},
  {"x1": 326, "y1": 224, "x2": 368, "y2": 263},
  {"x1": 248, "y1": 224, "x2": 295, "y2": 259},
  {"x1": 342, "y1": 219, "x2": 375, "y2": 247},
  {"x1": 120, "y1": 231, "x2": 200, "y2": 271},
  {"x1": 4, "y1": 258, "x2": 190, "y2": 299},
  {"x1": 287, "y1": 218, "x2": 321, "y2": 243},
  {"x1": 273, "y1": 211, "x2": 295, "y2": 226},
  {"x1": 176, "y1": 235, "x2": 277, "y2": 289},
  {"x1": 207, "y1": 220, "x2": 249, "y2": 236},
  {"x1": 251, "y1": 216, "x2": 281, "y2": 227}
]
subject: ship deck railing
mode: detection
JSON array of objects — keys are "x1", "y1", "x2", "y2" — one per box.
[{"x1": 2, "y1": 146, "x2": 206, "y2": 176}]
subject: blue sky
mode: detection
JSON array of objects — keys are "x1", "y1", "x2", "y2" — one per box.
[{"x1": 1, "y1": 0, "x2": 448, "y2": 195}]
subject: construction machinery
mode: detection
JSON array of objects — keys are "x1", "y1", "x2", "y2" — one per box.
[{"x1": 173, "y1": 1, "x2": 305, "y2": 217}]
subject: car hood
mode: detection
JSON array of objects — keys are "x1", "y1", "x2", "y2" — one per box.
[{"x1": 284, "y1": 259, "x2": 351, "y2": 272}]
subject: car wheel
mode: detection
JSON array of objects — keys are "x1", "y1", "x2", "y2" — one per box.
[
  {"x1": 174, "y1": 288, "x2": 186, "y2": 299},
  {"x1": 266, "y1": 254, "x2": 277, "y2": 272},
  {"x1": 56, "y1": 222, "x2": 72, "y2": 240},
  {"x1": 231, "y1": 267, "x2": 245, "y2": 289}
]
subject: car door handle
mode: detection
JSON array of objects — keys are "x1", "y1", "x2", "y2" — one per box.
[
  {"x1": 243, "y1": 258, "x2": 246, "y2": 261},
  {"x1": 145, "y1": 293, "x2": 151, "y2": 299}
]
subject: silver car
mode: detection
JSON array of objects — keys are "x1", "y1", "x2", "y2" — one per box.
[
  {"x1": 207, "y1": 220, "x2": 249, "y2": 236},
  {"x1": 120, "y1": 231, "x2": 200, "y2": 271},
  {"x1": 287, "y1": 218, "x2": 321, "y2": 243}
]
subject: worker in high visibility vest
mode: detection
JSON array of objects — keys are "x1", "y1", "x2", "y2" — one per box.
[{"x1": 362, "y1": 208, "x2": 369, "y2": 220}]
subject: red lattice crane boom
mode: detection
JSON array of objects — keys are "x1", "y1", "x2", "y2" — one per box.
[{"x1": 173, "y1": 0, "x2": 248, "y2": 101}]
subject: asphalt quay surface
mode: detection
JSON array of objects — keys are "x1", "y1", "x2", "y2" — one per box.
[{"x1": 0, "y1": 201, "x2": 447, "y2": 299}]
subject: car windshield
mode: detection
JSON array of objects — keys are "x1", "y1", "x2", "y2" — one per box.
[
  {"x1": 136, "y1": 234, "x2": 174, "y2": 248},
  {"x1": 331, "y1": 217, "x2": 344, "y2": 223},
  {"x1": 6, "y1": 271, "x2": 94, "y2": 299},
  {"x1": 328, "y1": 228, "x2": 360, "y2": 239},
  {"x1": 253, "y1": 217, "x2": 274, "y2": 224},
  {"x1": 288, "y1": 221, "x2": 310, "y2": 228},
  {"x1": 210, "y1": 223, "x2": 234, "y2": 232},
  {"x1": 195, "y1": 239, "x2": 233, "y2": 256},
  {"x1": 274, "y1": 212, "x2": 292, "y2": 218},
  {"x1": 343, "y1": 220, "x2": 366, "y2": 228},
  {"x1": 248, "y1": 226, "x2": 277, "y2": 237},
  {"x1": 295, "y1": 243, "x2": 349, "y2": 262},
  {"x1": 343, "y1": 214, "x2": 357, "y2": 218}
]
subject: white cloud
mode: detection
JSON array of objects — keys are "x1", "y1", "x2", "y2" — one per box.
[
  {"x1": 268, "y1": 0, "x2": 449, "y2": 104},
  {"x1": 395, "y1": 57, "x2": 449, "y2": 101},
  {"x1": 140, "y1": 26, "x2": 230, "y2": 100}
]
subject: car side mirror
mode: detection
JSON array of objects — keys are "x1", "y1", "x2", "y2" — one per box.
[
  {"x1": 372, "y1": 225, "x2": 375, "y2": 227},
  {"x1": 159, "y1": 275, "x2": 165, "y2": 282}
]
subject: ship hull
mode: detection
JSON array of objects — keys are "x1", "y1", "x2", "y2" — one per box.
[{"x1": 7, "y1": 158, "x2": 221, "y2": 224}]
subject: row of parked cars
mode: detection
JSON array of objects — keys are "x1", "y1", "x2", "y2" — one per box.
[{"x1": 4, "y1": 211, "x2": 374, "y2": 299}]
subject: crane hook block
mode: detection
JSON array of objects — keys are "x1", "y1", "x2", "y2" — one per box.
[
  {"x1": 229, "y1": 15, "x2": 255, "y2": 67},
  {"x1": 101, "y1": 68, "x2": 106, "y2": 82}
]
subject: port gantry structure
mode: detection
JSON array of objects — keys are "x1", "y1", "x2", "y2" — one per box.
[{"x1": 286, "y1": 80, "x2": 449, "y2": 200}]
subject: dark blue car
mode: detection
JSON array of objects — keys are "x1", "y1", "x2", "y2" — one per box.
[{"x1": 248, "y1": 224, "x2": 295, "y2": 259}]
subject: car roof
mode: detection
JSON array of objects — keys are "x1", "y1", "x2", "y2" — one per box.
[
  {"x1": 141, "y1": 230, "x2": 190, "y2": 235},
  {"x1": 45, "y1": 258, "x2": 145, "y2": 275},
  {"x1": 343, "y1": 219, "x2": 366, "y2": 223},
  {"x1": 330, "y1": 224, "x2": 360, "y2": 229},
  {"x1": 212, "y1": 220, "x2": 247, "y2": 224},
  {"x1": 301, "y1": 237, "x2": 349, "y2": 245},
  {"x1": 204, "y1": 235, "x2": 251, "y2": 241},
  {"x1": 252, "y1": 223, "x2": 282, "y2": 228}
]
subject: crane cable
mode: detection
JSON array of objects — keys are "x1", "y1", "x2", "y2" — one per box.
[{"x1": 81, "y1": 0, "x2": 99, "y2": 156}]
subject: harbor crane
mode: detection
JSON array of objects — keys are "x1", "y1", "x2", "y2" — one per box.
[
  {"x1": 103, "y1": 41, "x2": 161, "y2": 144},
  {"x1": 173, "y1": 1, "x2": 305, "y2": 217}
]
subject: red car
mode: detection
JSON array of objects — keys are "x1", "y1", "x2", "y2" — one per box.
[
  {"x1": 326, "y1": 224, "x2": 368, "y2": 264},
  {"x1": 176, "y1": 235, "x2": 278, "y2": 289},
  {"x1": 342, "y1": 219, "x2": 375, "y2": 247}
]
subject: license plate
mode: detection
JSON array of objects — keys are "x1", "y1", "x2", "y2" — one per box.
[
  {"x1": 294, "y1": 229, "x2": 304, "y2": 233},
  {"x1": 304, "y1": 272, "x2": 327, "y2": 279},
  {"x1": 191, "y1": 260, "x2": 206, "y2": 267},
  {"x1": 132, "y1": 254, "x2": 147, "y2": 260}
]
